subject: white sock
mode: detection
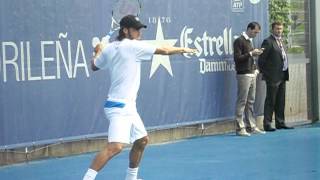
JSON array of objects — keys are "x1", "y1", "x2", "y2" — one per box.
[
  {"x1": 83, "y1": 168, "x2": 98, "y2": 180},
  {"x1": 125, "y1": 167, "x2": 139, "y2": 180}
]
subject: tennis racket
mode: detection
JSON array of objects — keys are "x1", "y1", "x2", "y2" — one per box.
[
  {"x1": 105, "y1": 0, "x2": 141, "y2": 42},
  {"x1": 92, "y1": 0, "x2": 141, "y2": 53}
]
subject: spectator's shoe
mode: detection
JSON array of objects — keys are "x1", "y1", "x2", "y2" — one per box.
[
  {"x1": 236, "y1": 129, "x2": 251, "y2": 137},
  {"x1": 276, "y1": 124, "x2": 294, "y2": 129},
  {"x1": 264, "y1": 125, "x2": 276, "y2": 132},
  {"x1": 251, "y1": 127, "x2": 266, "y2": 134}
]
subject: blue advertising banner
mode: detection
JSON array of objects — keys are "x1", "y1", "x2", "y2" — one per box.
[{"x1": 0, "y1": 0, "x2": 268, "y2": 148}]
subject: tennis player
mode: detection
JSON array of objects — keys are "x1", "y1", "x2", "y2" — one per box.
[{"x1": 83, "y1": 15, "x2": 197, "y2": 180}]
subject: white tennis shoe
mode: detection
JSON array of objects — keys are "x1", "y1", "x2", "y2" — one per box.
[
  {"x1": 236, "y1": 128, "x2": 251, "y2": 137},
  {"x1": 251, "y1": 127, "x2": 266, "y2": 134}
]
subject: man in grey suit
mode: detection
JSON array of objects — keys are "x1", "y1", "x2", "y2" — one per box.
[{"x1": 258, "y1": 22, "x2": 294, "y2": 131}]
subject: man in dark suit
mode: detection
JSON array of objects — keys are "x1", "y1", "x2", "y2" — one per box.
[{"x1": 258, "y1": 22, "x2": 294, "y2": 131}]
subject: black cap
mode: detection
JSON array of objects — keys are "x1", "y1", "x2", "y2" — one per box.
[{"x1": 119, "y1": 15, "x2": 147, "y2": 30}]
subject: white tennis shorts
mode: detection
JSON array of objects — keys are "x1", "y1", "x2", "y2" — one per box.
[{"x1": 104, "y1": 102, "x2": 147, "y2": 144}]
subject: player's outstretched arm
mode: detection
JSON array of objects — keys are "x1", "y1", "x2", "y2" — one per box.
[{"x1": 155, "y1": 46, "x2": 197, "y2": 55}]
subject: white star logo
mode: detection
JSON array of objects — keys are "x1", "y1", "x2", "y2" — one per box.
[{"x1": 144, "y1": 17, "x2": 178, "y2": 78}]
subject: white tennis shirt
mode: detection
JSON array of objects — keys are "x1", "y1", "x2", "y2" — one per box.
[{"x1": 94, "y1": 38, "x2": 156, "y2": 103}]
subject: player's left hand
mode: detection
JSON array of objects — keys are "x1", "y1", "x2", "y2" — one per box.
[{"x1": 183, "y1": 47, "x2": 198, "y2": 55}]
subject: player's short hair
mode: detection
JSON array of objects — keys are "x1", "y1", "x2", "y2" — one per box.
[
  {"x1": 271, "y1": 22, "x2": 284, "y2": 29},
  {"x1": 247, "y1": 22, "x2": 261, "y2": 30}
]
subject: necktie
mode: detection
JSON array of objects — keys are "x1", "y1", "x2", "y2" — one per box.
[{"x1": 277, "y1": 39, "x2": 288, "y2": 71}]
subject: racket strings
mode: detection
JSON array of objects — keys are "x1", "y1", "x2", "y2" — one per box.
[
  {"x1": 112, "y1": 0, "x2": 141, "y2": 23},
  {"x1": 108, "y1": 0, "x2": 142, "y2": 37}
]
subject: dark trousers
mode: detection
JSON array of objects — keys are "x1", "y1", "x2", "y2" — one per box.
[{"x1": 263, "y1": 80, "x2": 286, "y2": 127}]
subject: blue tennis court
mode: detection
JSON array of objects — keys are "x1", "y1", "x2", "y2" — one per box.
[{"x1": 0, "y1": 124, "x2": 319, "y2": 180}]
